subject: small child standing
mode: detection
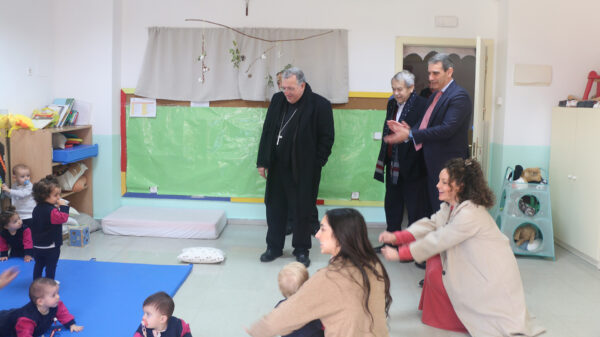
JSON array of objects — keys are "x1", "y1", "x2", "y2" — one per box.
[
  {"x1": 134, "y1": 291, "x2": 192, "y2": 337},
  {"x1": 1, "y1": 164, "x2": 36, "y2": 229},
  {"x1": 276, "y1": 262, "x2": 324, "y2": 337},
  {"x1": 0, "y1": 206, "x2": 33, "y2": 262},
  {"x1": 0, "y1": 277, "x2": 84, "y2": 336},
  {"x1": 31, "y1": 175, "x2": 69, "y2": 280}
]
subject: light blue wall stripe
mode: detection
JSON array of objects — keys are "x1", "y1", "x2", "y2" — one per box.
[
  {"x1": 488, "y1": 142, "x2": 550, "y2": 199},
  {"x1": 92, "y1": 134, "x2": 121, "y2": 218}
]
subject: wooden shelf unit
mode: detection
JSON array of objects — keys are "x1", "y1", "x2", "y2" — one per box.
[{"x1": 8, "y1": 125, "x2": 94, "y2": 215}]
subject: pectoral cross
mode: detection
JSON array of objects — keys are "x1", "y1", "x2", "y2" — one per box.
[{"x1": 277, "y1": 133, "x2": 283, "y2": 146}]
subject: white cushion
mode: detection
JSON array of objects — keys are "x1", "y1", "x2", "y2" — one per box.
[
  {"x1": 72, "y1": 212, "x2": 101, "y2": 232},
  {"x1": 101, "y1": 206, "x2": 227, "y2": 239},
  {"x1": 177, "y1": 247, "x2": 225, "y2": 264},
  {"x1": 65, "y1": 217, "x2": 79, "y2": 226}
]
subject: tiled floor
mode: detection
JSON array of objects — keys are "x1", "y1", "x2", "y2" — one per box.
[{"x1": 62, "y1": 224, "x2": 600, "y2": 337}]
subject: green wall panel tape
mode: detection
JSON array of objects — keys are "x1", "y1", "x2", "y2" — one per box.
[{"x1": 126, "y1": 106, "x2": 386, "y2": 201}]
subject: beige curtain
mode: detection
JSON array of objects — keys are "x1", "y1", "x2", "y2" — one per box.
[{"x1": 135, "y1": 27, "x2": 348, "y2": 103}]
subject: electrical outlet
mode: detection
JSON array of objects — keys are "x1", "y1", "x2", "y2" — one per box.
[
  {"x1": 149, "y1": 186, "x2": 158, "y2": 194},
  {"x1": 351, "y1": 192, "x2": 359, "y2": 200},
  {"x1": 373, "y1": 132, "x2": 382, "y2": 140}
]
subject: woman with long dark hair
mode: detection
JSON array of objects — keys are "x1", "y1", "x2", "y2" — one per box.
[
  {"x1": 248, "y1": 208, "x2": 392, "y2": 337},
  {"x1": 379, "y1": 158, "x2": 545, "y2": 337}
]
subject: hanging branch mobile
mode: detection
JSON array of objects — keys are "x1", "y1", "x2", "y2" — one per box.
[
  {"x1": 185, "y1": 19, "x2": 333, "y2": 43},
  {"x1": 196, "y1": 33, "x2": 210, "y2": 83},
  {"x1": 245, "y1": 45, "x2": 276, "y2": 74},
  {"x1": 186, "y1": 18, "x2": 333, "y2": 84}
]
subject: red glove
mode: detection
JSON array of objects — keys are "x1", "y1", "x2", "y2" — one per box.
[
  {"x1": 398, "y1": 245, "x2": 413, "y2": 261},
  {"x1": 394, "y1": 230, "x2": 416, "y2": 245}
]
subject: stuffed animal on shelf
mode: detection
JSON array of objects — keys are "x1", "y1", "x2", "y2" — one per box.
[
  {"x1": 0, "y1": 113, "x2": 36, "y2": 137},
  {"x1": 514, "y1": 224, "x2": 537, "y2": 247},
  {"x1": 518, "y1": 195, "x2": 540, "y2": 216},
  {"x1": 521, "y1": 167, "x2": 542, "y2": 183},
  {"x1": 513, "y1": 167, "x2": 544, "y2": 188}
]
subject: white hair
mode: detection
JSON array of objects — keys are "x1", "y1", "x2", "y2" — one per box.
[{"x1": 391, "y1": 70, "x2": 415, "y2": 87}]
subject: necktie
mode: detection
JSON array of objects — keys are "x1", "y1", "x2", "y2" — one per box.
[{"x1": 414, "y1": 90, "x2": 443, "y2": 151}]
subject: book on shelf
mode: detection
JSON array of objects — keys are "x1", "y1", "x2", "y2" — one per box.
[
  {"x1": 53, "y1": 98, "x2": 75, "y2": 127},
  {"x1": 64, "y1": 108, "x2": 79, "y2": 126},
  {"x1": 31, "y1": 105, "x2": 61, "y2": 129},
  {"x1": 69, "y1": 110, "x2": 79, "y2": 125}
]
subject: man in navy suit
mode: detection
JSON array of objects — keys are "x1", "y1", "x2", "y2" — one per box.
[
  {"x1": 385, "y1": 53, "x2": 472, "y2": 213},
  {"x1": 373, "y1": 70, "x2": 431, "y2": 253}
]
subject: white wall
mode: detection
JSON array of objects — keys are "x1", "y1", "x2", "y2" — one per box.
[
  {"x1": 0, "y1": 0, "x2": 120, "y2": 135},
  {"x1": 49, "y1": 0, "x2": 122, "y2": 218},
  {"x1": 51, "y1": 0, "x2": 119, "y2": 136},
  {"x1": 499, "y1": 0, "x2": 600, "y2": 146},
  {"x1": 491, "y1": 0, "x2": 508, "y2": 145},
  {"x1": 121, "y1": 0, "x2": 499, "y2": 92},
  {"x1": 0, "y1": 0, "x2": 54, "y2": 115}
]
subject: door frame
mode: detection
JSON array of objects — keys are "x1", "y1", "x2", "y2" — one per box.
[{"x1": 395, "y1": 36, "x2": 494, "y2": 178}]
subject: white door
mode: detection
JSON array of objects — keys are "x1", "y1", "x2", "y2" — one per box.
[
  {"x1": 549, "y1": 108, "x2": 576, "y2": 248},
  {"x1": 573, "y1": 109, "x2": 600, "y2": 262},
  {"x1": 395, "y1": 36, "x2": 492, "y2": 178},
  {"x1": 472, "y1": 37, "x2": 488, "y2": 174}
]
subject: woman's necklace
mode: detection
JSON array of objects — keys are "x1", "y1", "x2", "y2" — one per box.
[{"x1": 277, "y1": 108, "x2": 298, "y2": 146}]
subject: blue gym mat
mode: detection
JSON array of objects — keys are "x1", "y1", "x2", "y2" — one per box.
[{"x1": 0, "y1": 258, "x2": 192, "y2": 336}]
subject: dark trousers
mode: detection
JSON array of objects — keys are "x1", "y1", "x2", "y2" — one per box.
[
  {"x1": 287, "y1": 168, "x2": 321, "y2": 235},
  {"x1": 384, "y1": 166, "x2": 431, "y2": 231},
  {"x1": 310, "y1": 169, "x2": 322, "y2": 233},
  {"x1": 265, "y1": 163, "x2": 312, "y2": 255},
  {"x1": 426, "y1": 172, "x2": 442, "y2": 214},
  {"x1": 33, "y1": 246, "x2": 60, "y2": 280}
]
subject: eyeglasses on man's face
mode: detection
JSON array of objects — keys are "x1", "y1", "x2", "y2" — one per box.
[{"x1": 281, "y1": 86, "x2": 299, "y2": 92}]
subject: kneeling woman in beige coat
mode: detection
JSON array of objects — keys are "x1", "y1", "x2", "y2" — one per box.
[
  {"x1": 248, "y1": 208, "x2": 392, "y2": 337},
  {"x1": 379, "y1": 158, "x2": 545, "y2": 337}
]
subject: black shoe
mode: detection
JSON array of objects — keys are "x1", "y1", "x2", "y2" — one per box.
[
  {"x1": 414, "y1": 261, "x2": 426, "y2": 269},
  {"x1": 295, "y1": 252, "x2": 310, "y2": 267},
  {"x1": 418, "y1": 278, "x2": 424, "y2": 288},
  {"x1": 260, "y1": 249, "x2": 282, "y2": 262}
]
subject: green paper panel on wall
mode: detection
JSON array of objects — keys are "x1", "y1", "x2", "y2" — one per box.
[{"x1": 126, "y1": 106, "x2": 385, "y2": 201}]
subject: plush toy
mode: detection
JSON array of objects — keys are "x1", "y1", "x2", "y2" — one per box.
[
  {"x1": 0, "y1": 113, "x2": 37, "y2": 137},
  {"x1": 518, "y1": 195, "x2": 540, "y2": 216},
  {"x1": 512, "y1": 166, "x2": 544, "y2": 190},
  {"x1": 514, "y1": 225, "x2": 537, "y2": 247},
  {"x1": 521, "y1": 167, "x2": 542, "y2": 183}
]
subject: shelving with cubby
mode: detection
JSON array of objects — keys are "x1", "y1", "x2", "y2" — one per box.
[{"x1": 8, "y1": 125, "x2": 96, "y2": 215}]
